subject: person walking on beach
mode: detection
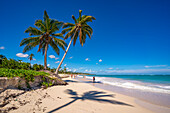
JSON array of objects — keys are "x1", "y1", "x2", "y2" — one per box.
[{"x1": 93, "y1": 76, "x2": 95, "y2": 83}]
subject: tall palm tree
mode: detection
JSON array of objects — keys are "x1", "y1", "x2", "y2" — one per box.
[
  {"x1": 20, "y1": 10, "x2": 67, "y2": 70},
  {"x1": 28, "y1": 53, "x2": 34, "y2": 68},
  {"x1": 55, "y1": 10, "x2": 95, "y2": 75}
]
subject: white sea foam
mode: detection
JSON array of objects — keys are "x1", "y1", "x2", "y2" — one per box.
[{"x1": 81, "y1": 76, "x2": 170, "y2": 94}]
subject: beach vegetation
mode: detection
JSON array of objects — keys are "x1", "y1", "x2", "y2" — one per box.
[{"x1": 28, "y1": 53, "x2": 34, "y2": 68}]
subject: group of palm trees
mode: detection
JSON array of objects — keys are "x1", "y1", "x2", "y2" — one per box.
[{"x1": 20, "y1": 10, "x2": 95, "y2": 75}]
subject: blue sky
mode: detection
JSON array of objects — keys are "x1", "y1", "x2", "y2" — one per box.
[{"x1": 0, "y1": 0, "x2": 170, "y2": 75}]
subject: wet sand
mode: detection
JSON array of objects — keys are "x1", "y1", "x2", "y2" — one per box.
[{"x1": 76, "y1": 76, "x2": 170, "y2": 113}]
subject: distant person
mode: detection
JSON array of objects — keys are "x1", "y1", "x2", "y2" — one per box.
[{"x1": 93, "y1": 76, "x2": 95, "y2": 83}]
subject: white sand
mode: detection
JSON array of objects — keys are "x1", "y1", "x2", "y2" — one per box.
[{"x1": 1, "y1": 77, "x2": 155, "y2": 113}]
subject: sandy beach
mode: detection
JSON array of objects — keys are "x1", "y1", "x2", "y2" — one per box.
[{"x1": 0, "y1": 76, "x2": 160, "y2": 113}]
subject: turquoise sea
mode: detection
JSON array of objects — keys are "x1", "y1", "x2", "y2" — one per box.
[{"x1": 82, "y1": 75, "x2": 170, "y2": 94}]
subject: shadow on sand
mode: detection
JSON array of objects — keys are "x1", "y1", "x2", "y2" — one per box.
[
  {"x1": 48, "y1": 89, "x2": 133, "y2": 113},
  {"x1": 64, "y1": 80, "x2": 79, "y2": 83},
  {"x1": 64, "y1": 79, "x2": 102, "y2": 84}
]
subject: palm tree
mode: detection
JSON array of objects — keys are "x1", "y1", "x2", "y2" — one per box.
[
  {"x1": 28, "y1": 53, "x2": 34, "y2": 68},
  {"x1": 55, "y1": 10, "x2": 95, "y2": 75},
  {"x1": 20, "y1": 10, "x2": 67, "y2": 70}
]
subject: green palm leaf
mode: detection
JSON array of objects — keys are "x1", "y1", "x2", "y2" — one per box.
[{"x1": 20, "y1": 10, "x2": 66, "y2": 70}]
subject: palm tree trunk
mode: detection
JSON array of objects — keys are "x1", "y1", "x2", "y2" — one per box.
[
  {"x1": 30, "y1": 60, "x2": 31, "y2": 69},
  {"x1": 44, "y1": 44, "x2": 48, "y2": 70},
  {"x1": 55, "y1": 29, "x2": 78, "y2": 75},
  {"x1": 55, "y1": 37, "x2": 73, "y2": 74}
]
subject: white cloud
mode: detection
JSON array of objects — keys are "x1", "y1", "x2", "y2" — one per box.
[
  {"x1": 144, "y1": 65, "x2": 167, "y2": 68},
  {"x1": 55, "y1": 61, "x2": 60, "y2": 63},
  {"x1": 47, "y1": 64, "x2": 50, "y2": 67},
  {"x1": 85, "y1": 58, "x2": 90, "y2": 61},
  {"x1": 85, "y1": 69, "x2": 88, "y2": 72},
  {"x1": 16, "y1": 53, "x2": 28, "y2": 58},
  {"x1": 55, "y1": 57, "x2": 59, "y2": 60},
  {"x1": 108, "y1": 68, "x2": 113, "y2": 70},
  {"x1": 85, "y1": 69, "x2": 95, "y2": 73},
  {"x1": 99, "y1": 59, "x2": 102, "y2": 62},
  {"x1": 64, "y1": 64, "x2": 67, "y2": 66},
  {"x1": 49, "y1": 55, "x2": 55, "y2": 59},
  {"x1": 33, "y1": 58, "x2": 36, "y2": 61},
  {"x1": 69, "y1": 57, "x2": 73, "y2": 59},
  {"x1": 0, "y1": 46, "x2": 5, "y2": 49},
  {"x1": 73, "y1": 69, "x2": 77, "y2": 72},
  {"x1": 67, "y1": 68, "x2": 71, "y2": 71}
]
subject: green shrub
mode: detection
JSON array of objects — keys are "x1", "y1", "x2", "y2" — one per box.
[{"x1": 0, "y1": 68, "x2": 49, "y2": 78}]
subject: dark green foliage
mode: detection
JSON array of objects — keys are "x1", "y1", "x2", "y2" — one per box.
[
  {"x1": 0, "y1": 68, "x2": 49, "y2": 78},
  {"x1": 62, "y1": 10, "x2": 95, "y2": 46},
  {"x1": 0, "y1": 55, "x2": 91, "y2": 76},
  {"x1": 33, "y1": 64, "x2": 44, "y2": 71},
  {"x1": 0, "y1": 68, "x2": 52, "y2": 89},
  {"x1": 20, "y1": 10, "x2": 67, "y2": 69},
  {"x1": 0, "y1": 58, "x2": 30, "y2": 70}
]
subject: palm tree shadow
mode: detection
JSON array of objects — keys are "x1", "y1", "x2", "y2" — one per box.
[{"x1": 48, "y1": 89, "x2": 133, "y2": 113}]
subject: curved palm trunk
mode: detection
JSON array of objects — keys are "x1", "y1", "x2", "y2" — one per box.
[
  {"x1": 55, "y1": 29, "x2": 78, "y2": 75},
  {"x1": 44, "y1": 44, "x2": 48, "y2": 70},
  {"x1": 30, "y1": 60, "x2": 31, "y2": 69},
  {"x1": 55, "y1": 37, "x2": 73, "y2": 74}
]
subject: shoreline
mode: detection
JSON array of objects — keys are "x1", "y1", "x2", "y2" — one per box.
[
  {"x1": 1, "y1": 76, "x2": 169, "y2": 113},
  {"x1": 76, "y1": 75, "x2": 170, "y2": 106},
  {"x1": 75, "y1": 76, "x2": 170, "y2": 113}
]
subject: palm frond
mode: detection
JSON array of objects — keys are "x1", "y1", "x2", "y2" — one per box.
[
  {"x1": 79, "y1": 28, "x2": 83, "y2": 45},
  {"x1": 53, "y1": 37, "x2": 67, "y2": 51},
  {"x1": 43, "y1": 10, "x2": 49, "y2": 22},
  {"x1": 62, "y1": 23, "x2": 75, "y2": 29},
  {"x1": 64, "y1": 27, "x2": 76, "y2": 39},
  {"x1": 78, "y1": 10, "x2": 82, "y2": 21},
  {"x1": 34, "y1": 20, "x2": 46, "y2": 31},
  {"x1": 20, "y1": 37, "x2": 40, "y2": 46},
  {"x1": 52, "y1": 33, "x2": 64, "y2": 38},
  {"x1": 73, "y1": 31, "x2": 78, "y2": 46},
  {"x1": 81, "y1": 30, "x2": 87, "y2": 46},
  {"x1": 83, "y1": 28, "x2": 92, "y2": 39},
  {"x1": 50, "y1": 40, "x2": 60, "y2": 55},
  {"x1": 80, "y1": 16, "x2": 96, "y2": 24},
  {"x1": 25, "y1": 27, "x2": 43, "y2": 36},
  {"x1": 23, "y1": 45, "x2": 34, "y2": 53},
  {"x1": 72, "y1": 15, "x2": 77, "y2": 24},
  {"x1": 61, "y1": 27, "x2": 73, "y2": 34},
  {"x1": 84, "y1": 25, "x2": 93, "y2": 35}
]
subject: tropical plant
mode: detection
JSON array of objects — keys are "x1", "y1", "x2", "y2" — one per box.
[
  {"x1": 0, "y1": 58, "x2": 30, "y2": 70},
  {"x1": 0, "y1": 54, "x2": 6, "y2": 64},
  {"x1": 63, "y1": 66, "x2": 67, "y2": 73},
  {"x1": 20, "y1": 10, "x2": 67, "y2": 70},
  {"x1": 33, "y1": 64, "x2": 44, "y2": 71},
  {"x1": 28, "y1": 53, "x2": 34, "y2": 69},
  {"x1": 55, "y1": 10, "x2": 95, "y2": 75}
]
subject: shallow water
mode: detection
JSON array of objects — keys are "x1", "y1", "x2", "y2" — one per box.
[
  {"x1": 77, "y1": 75, "x2": 170, "y2": 108},
  {"x1": 84, "y1": 75, "x2": 170, "y2": 94}
]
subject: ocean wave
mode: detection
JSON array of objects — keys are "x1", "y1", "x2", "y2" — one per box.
[{"x1": 79, "y1": 76, "x2": 170, "y2": 94}]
